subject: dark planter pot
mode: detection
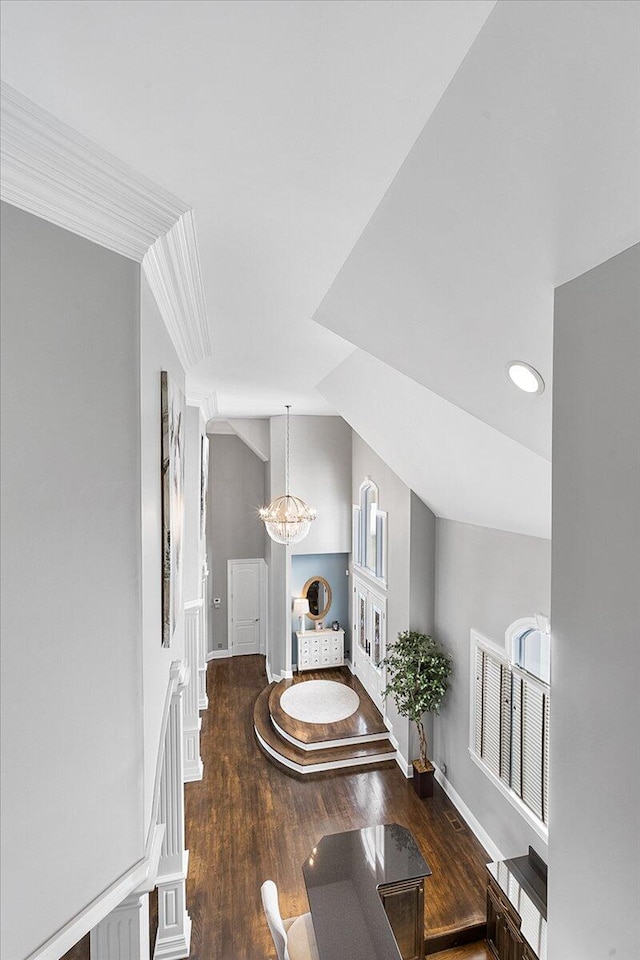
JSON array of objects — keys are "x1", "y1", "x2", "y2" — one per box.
[{"x1": 411, "y1": 760, "x2": 435, "y2": 799}]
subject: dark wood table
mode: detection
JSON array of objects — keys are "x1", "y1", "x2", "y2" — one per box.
[{"x1": 302, "y1": 823, "x2": 432, "y2": 960}]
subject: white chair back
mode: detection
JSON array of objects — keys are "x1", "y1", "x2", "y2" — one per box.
[{"x1": 261, "y1": 880, "x2": 289, "y2": 960}]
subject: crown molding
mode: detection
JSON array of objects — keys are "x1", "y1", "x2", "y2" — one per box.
[
  {"x1": 1, "y1": 81, "x2": 211, "y2": 369},
  {"x1": 0, "y1": 81, "x2": 187, "y2": 260},
  {"x1": 143, "y1": 211, "x2": 211, "y2": 370},
  {"x1": 186, "y1": 386, "x2": 218, "y2": 423}
]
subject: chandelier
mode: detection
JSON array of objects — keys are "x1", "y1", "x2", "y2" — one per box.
[{"x1": 260, "y1": 405, "x2": 316, "y2": 545}]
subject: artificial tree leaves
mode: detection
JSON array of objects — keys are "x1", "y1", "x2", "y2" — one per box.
[{"x1": 382, "y1": 630, "x2": 452, "y2": 769}]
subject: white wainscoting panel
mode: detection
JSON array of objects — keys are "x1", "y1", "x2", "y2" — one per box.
[{"x1": 183, "y1": 602, "x2": 204, "y2": 782}]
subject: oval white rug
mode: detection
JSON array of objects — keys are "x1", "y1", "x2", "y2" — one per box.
[{"x1": 280, "y1": 680, "x2": 360, "y2": 724}]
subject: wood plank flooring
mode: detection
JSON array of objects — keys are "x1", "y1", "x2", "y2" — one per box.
[{"x1": 63, "y1": 655, "x2": 491, "y2": 959}]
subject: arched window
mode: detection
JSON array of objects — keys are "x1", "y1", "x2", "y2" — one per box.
[
  {"x1": 470, "y1": 614, "x2": 551, "y2": 836},
  {"x1": 352, "y1": 478, "x2": 387, "y2": 584},
  {"x1": 507, "y1": 615, "x2": 551, "y2": 685}
]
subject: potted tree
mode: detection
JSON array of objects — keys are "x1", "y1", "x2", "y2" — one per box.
[{"x1": 383, "y1": 630, "x2": 452, "y2": 798}]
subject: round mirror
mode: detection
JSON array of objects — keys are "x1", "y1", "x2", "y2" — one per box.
[{"x1": 302, "y1": 576, "x2": 332, "y2": 621}]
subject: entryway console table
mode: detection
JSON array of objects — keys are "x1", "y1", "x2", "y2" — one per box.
[
  {"x1": 486, "y1": 847, "x2": 547, "y2": 960},
  {"x1": 303, "y1": 823, "x2": 431, "y2": 960}
]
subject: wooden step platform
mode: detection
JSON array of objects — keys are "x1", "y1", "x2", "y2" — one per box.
[
  {"x1": 428, "y1": 943, "x2": 492, "y2": 960},
  {"x1": 254, "y1": 668, "x2": 396, "y2": 776}
]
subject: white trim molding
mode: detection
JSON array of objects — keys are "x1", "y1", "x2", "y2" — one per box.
[
  {"x1": 183, "y1": 602, "x2": 204, "y2": 782},
  {"x1": 0, "y1": 81, "x2": 187, "y2": 260},
  {"x1": 90, "y1": 892, "x2": 150, "y2": 960},
  {"x1": 206, "y1": 649, "x2": 230, "y2": 661},
  {"x1": 155, "y1": 663, "x2": 192, "y2": 960},
  {"x1": 142, "y1": 212, "x2": 211, "y2": 371},
  {"x1": 186, "y1": 385, "x2": 218, "y2": 423},
  {"x1": 0, "y1": 81, "x2": 211, "y2": 371},
  {"x1": 383, "y1": 718, "x2": 412, "y2": 778}
]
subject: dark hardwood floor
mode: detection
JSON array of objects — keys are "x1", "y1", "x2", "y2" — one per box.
[{"x1": 63, "y1": 655, "x2": 490, "y2": 959}]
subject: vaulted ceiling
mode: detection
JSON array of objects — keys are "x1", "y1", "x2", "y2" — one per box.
[{"x1": 2, "y1": 0, "x2": 638, "y2": 538}]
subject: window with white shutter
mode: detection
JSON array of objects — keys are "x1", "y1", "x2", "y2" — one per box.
[{"x1": 470, "y1": 623, "x2": 550, "y2": 836}]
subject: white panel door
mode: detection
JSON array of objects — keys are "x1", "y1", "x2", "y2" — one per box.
[{"x1": 229, "y1": 559, "x2": 264, "y2": 656}]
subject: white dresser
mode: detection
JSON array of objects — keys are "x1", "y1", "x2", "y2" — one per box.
[{"x1": 296, "y1": 628, "x2": 345, "y2": 673}]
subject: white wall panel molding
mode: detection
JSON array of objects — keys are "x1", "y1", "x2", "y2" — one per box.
[
  {"x1": 197, "y1": 585, "x2": 209, "y2": 710},
  {"x1": 154, "y1": 663, "x2": 191, "y2": 960},
  {"x1": 0, "y1": 81, "x2": 211, "y2": 371},
  {"x1": 142, "y1": 212, "x2": 211, "y2": 371},
  {"x1": 90, "y1": 892, "x2": 150, "y2": 960},
  {"x1": 183, "y1": 602, "x2": 204, "y2": 782}
]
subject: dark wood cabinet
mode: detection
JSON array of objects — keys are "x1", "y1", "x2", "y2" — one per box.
[
  {"x1": 379, "y1": 877, "x2": 425, "y2": 960},
  {"x1": 486, "y1": 850, "x2": 547, "y2": 960},
  {"x1": 487, "y1": 878, "x2": 524, "y2": 960}
]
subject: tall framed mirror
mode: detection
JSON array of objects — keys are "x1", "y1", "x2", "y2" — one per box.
[{"x1": 302, "y1": 576, "x2": 332, "y2": 621}]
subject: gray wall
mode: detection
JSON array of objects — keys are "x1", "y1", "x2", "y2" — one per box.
[
  {"x1": 434, "y1": 518, "x2": 551, "y2": 860},
  {"x1": 208, "y1": 434, "x2": 266, "y2": 652},
  {"x1": 1, "y1": 204, "x2": 144, "y2": 960},
  {"x1": 549, "y1": 244, "x2": 640, "y2": 958},
  {"x1": 139, "y1": 272, "x2": 186, "y2": 831},
  {"x1": 409, "y1": 492, "x2": 437, "y2": 761},
  {"x1": 410, "y1": 492, "x2": 436, "y2": 635}
]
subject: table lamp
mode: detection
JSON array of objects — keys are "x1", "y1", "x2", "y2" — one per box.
[{"x1": 293, "y1": 597, "x2": 310, "y2": 633}]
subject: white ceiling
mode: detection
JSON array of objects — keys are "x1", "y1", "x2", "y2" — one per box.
[
  {"x1": 314, "y1": 0, "x2": 640, "y2": 461},
  {"x1": 2, "y1": 0, "x2": 638, "y2": 538},
  {"x1": 0, "y1": 0, "x2": 495, "y2": 416}
]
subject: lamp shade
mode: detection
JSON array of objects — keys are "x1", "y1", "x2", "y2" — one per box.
[{"x1": 293, "y1": 598, "x2": 310, "y2": 618}]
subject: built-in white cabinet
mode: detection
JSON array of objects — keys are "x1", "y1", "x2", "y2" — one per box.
[
  {"x1": 352, "y1": 575, "x2": 387, "y2": 712},
  {"x1": 297, "y1": 628, "x2": 345, "y2": 672}
]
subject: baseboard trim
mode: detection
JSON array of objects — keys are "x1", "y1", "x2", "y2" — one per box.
[
  {"x1": 206, "y1": 649, "x2": 229, "y2": 661},
  {"x1": 433, "y1": 767, "x2": 505, "y2": 863},
  {"x1": 382, "y1": 718, "x2": 412, "y2": 777}
]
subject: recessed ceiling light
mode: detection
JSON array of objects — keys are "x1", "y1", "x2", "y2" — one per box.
[{"x1": 507, "y1": 361, "x2": 545, "y2": 395}]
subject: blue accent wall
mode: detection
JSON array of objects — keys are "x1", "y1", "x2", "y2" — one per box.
[{"x1": 291, "y1": 553, "x2": 350, "y2": 663}]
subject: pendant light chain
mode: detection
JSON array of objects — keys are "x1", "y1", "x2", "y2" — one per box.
[
  {"x1": 259, "y1": 403, "x2": 317, "y2": 545},
  {"x1": 285, "y1": 404, "x2": 291, "y2": 496}
]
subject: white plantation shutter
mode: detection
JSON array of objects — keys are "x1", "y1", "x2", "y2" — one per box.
[
  {"x1": 473, "y1": 636, "x2": 550, "y2": 827},
  {"x1": 499, "y1": 668, "x2": 512, "y2": 784},
  {"x1": 520, "y1": 677, "x2": 545, "y2": 821},
  {"x1": 474, "y1": 646, "x2": 484, "y2": 755},
  {"x1": 511, "y1": 675, "x2": 523, "y2": 795},
  {"x1": 543, "y1": 693, "x2": 550, "y2": 824},
  {"x1": 481, "y1": 652, "x2": 503, "y2": 778}
]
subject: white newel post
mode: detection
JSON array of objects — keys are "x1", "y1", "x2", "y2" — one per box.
[
  {"x1": 183, "y1": 601, "x2": 204, "y2": 782},
  {"x1": 154, "y1": 662, "x2": 192, "y2": 960},
  {"x1": 198, "y1": 560, "x2": 209, "y2": 710},
  {"x1": 90, "y1": 892, "x2": 150, "y2": 960}
]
